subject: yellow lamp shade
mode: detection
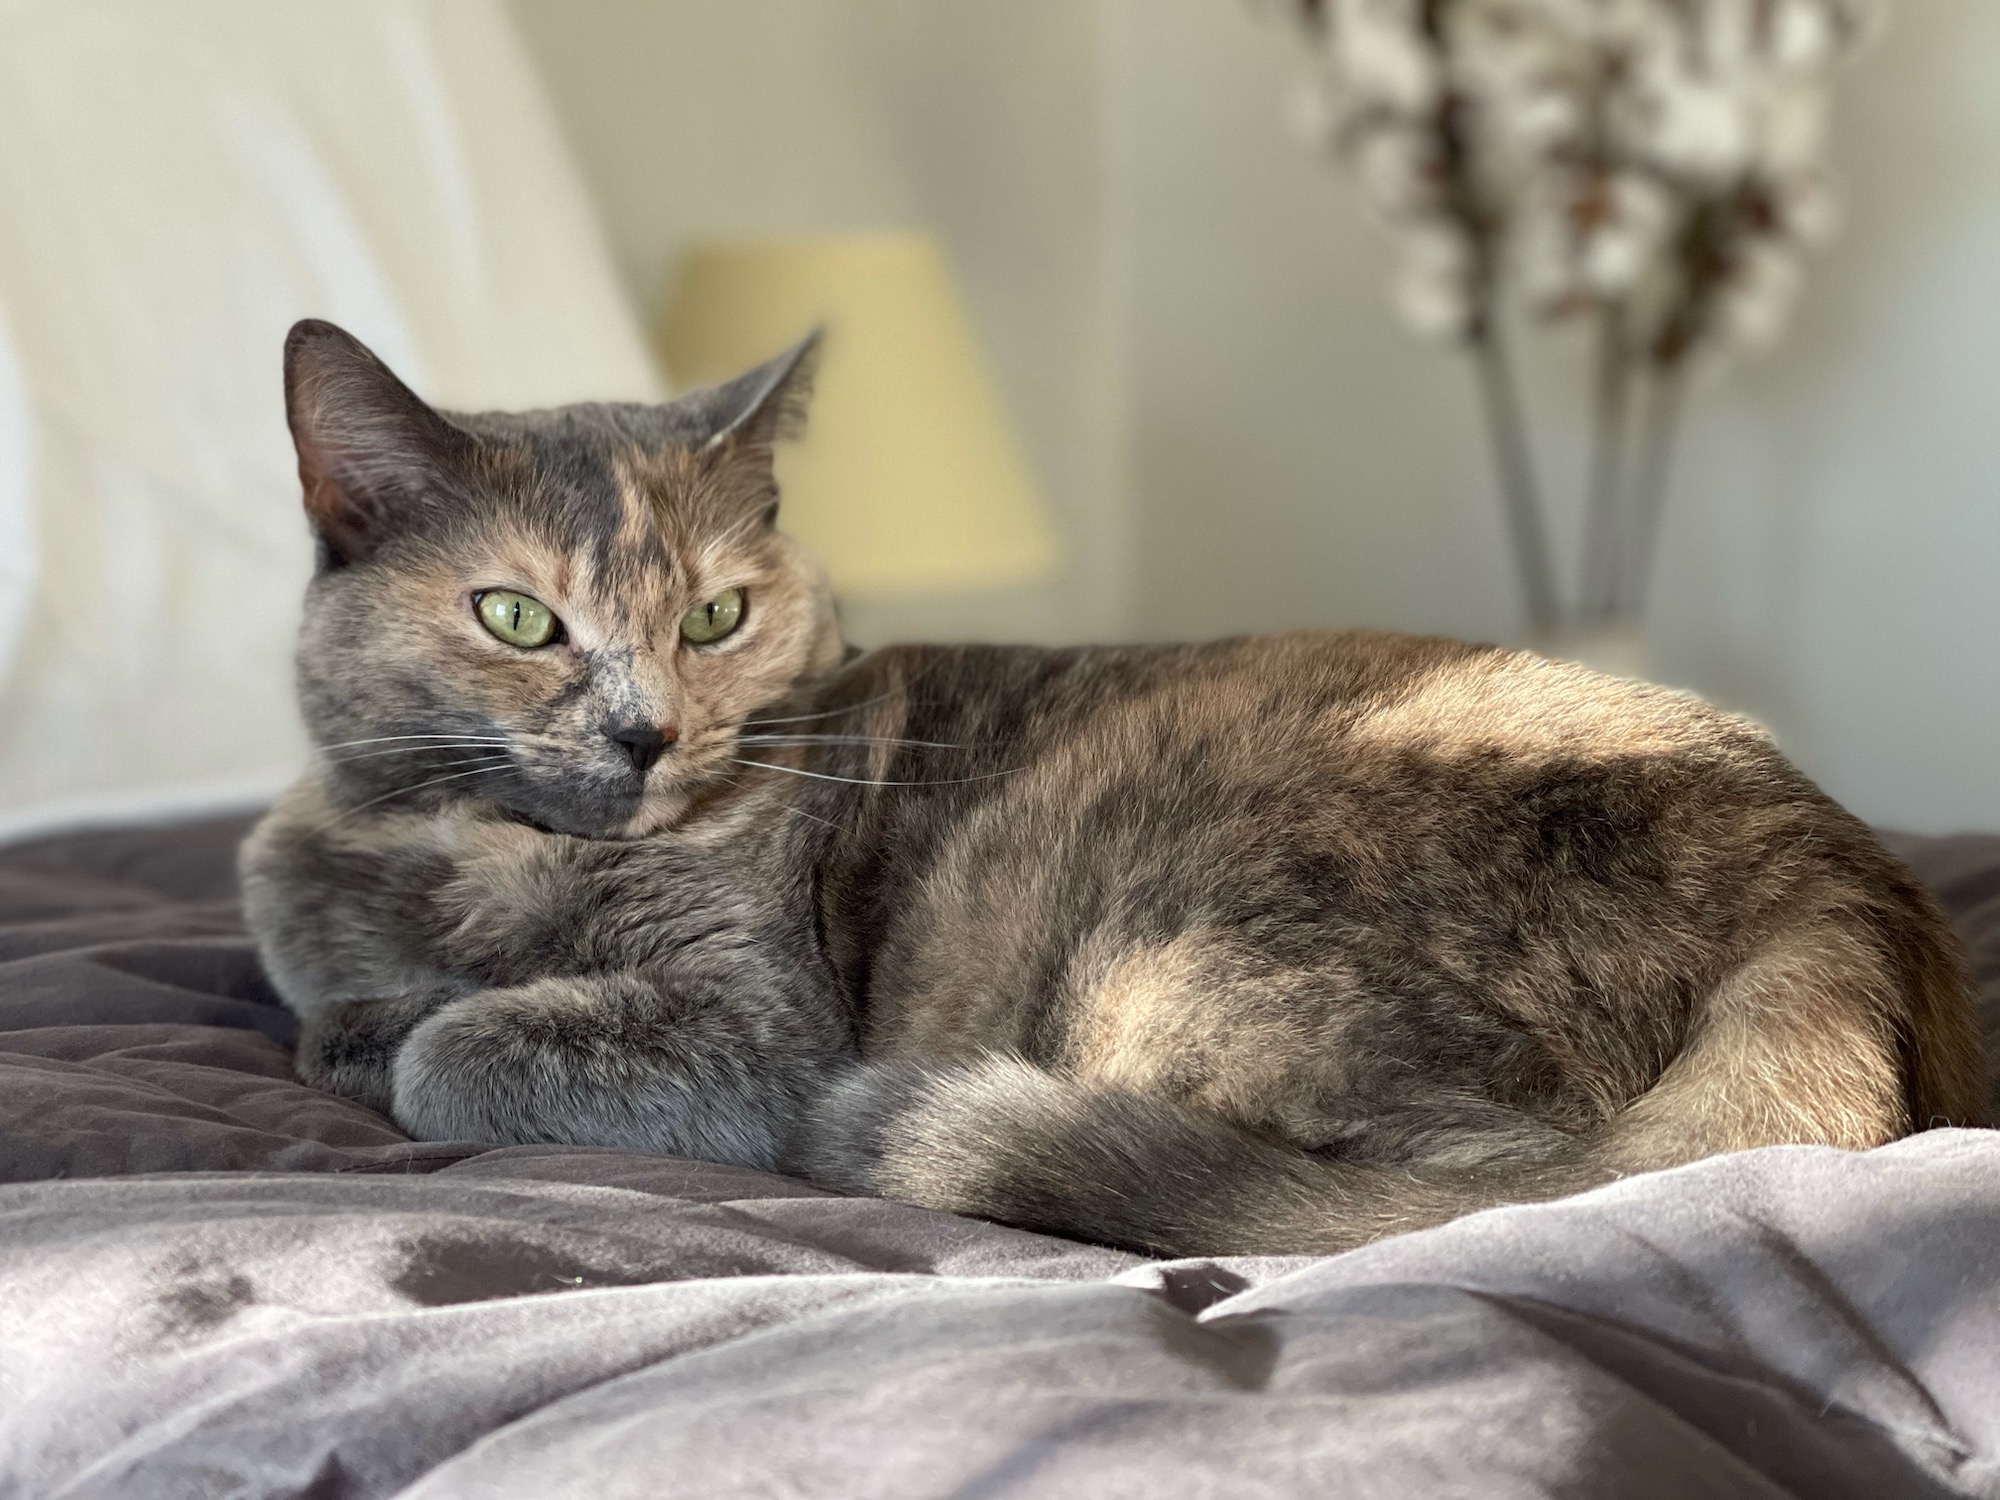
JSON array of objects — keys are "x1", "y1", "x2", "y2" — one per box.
[{"x1": 658, "y1": 233, "x2": 1059, "y2": 597}]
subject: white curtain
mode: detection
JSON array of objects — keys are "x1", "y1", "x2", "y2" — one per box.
[{"x1": 0, "y1": 0, "x2": 661, "y2": 834}]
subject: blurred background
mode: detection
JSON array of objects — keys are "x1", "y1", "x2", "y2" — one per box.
[{"x1": 0, "y1": 0, "x2": 1993, "y2": 837}]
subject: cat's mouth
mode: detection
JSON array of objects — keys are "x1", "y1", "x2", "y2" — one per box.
[
  {"x1": 548, "y1": 752, "x2": 732, "y2": 840},
  {"x1": 489, "y1": 733, "x2": 743, "y2": 840},
  {"x1": 609, "y1": 734, "x2": 771, "y2": 836}
]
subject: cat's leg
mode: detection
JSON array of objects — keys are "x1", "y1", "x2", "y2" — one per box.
[
  {"x1": 241, "y1": 784, "x2": 475, "y2": 1015},
  {"x1": 294, "y1": 990, "x2": 458, "y2": 1115},
  {"x1": 390, "y1": 966, "x2": 854, "y2": 1171}
]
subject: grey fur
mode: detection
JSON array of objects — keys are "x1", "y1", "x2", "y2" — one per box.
[
  {"x1": 244, "y1": 784, "x2": 854, "y2": 1171},
  {"x1": 243, "y1": 319, "x2": 1985, "y2": 1256}
]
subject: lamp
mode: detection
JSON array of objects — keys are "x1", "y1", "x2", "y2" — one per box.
[{"x1": 657, "y1": 233, "x2": 1059, "y2": 597}]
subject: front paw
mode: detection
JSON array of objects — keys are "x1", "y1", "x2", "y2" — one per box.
[{"x1": 295, "y1": 994, "x2": 451, "y2": 1115}]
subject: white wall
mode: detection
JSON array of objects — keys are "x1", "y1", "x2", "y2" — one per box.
[{"x1": 513, "y1": 0, "x2": 2000, "y2": 832}]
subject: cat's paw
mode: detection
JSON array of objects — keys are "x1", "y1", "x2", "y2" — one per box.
[
  {"x1": 295, "y1": 994, "x2": 452, "y2": 1116},
  {"x1": 388, "y1": 979, "x2": 801, "y2": 1166}
]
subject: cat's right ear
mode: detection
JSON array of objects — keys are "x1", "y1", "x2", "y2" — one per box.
[{"x1": 282, "y1": 320, "x2": 467, "y2": 567}]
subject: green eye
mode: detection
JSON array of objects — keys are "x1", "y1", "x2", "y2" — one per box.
[
  {"x1": 475, "y1": 590, "x2": 560, "y2": 649},
  {"x1": 680, "y1": 588, "x2": 745, "y2": 645}
]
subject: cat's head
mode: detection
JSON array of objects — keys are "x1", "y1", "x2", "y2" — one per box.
[{"x1": 282, "y1": 318, "x2": 845, "y2": 838}]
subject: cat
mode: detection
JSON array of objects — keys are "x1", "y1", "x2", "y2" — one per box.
[{"x1": 241, "y1": 318, "x2": 1986, "y2": 1257}]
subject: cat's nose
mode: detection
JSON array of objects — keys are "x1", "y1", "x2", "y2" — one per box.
[{"x1": 606, "y1": 721, "x2": 675, "y2": 776}]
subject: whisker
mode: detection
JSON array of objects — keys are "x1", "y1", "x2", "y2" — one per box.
[
  {"x1": 391, "y1": 754, "x2": 516, "y2": 773},
  {"x1": 783, "y1": 803, "x2": 849, "y2": 835},
  {"x1": 322, "y1": 743, "x2": 519, "y2": 763},
  {"x1": 729, "y1": 757, "x2": 1021, "y2": 789},
  {"x1": 739, "y1": 692, "x2": 906, "y2": 728},
  {"x1": 321, "y1": 749, "x2": 514, "y2": 777},
  {"x1": 735, "y1": 734, "x2": 972, "y2": 751},
  {"x1": 319, "y1": 761, "x2": 512, "y2": 829},
  {"x1": 316, "y1": 734, "x2": 514, "y2": 752}
]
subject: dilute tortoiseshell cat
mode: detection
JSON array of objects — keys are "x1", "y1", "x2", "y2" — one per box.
[{"x1": 241, "y1": 318, "x2": 1984, "y2": 1256}]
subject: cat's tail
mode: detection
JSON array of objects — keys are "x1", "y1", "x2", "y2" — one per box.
[
  {"x1": 793, "y1": 912, "x2": 1983, "y2": 1256},
  {"x1": 792, "y1": 1055, "x2": 1603, "y2": 1256}
]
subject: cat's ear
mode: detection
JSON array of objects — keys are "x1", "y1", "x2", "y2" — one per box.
[
  {"x1": 671, "y1": 332, "x2": 820, "y2": 520},
  {"x1": 699, "y1": 330, "x2": 820, "y2": 451},
  {"x1": 282, "y1": 319, "x2": 469, "y2": 567}
]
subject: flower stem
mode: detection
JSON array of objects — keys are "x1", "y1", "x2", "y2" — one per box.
[
  {"x1": 1617, "y1": 360, "x2": 1687, "y2": 615},
  {"x1": 1468, "y1": 317, "x2": 1559, "y2": 634},
  {"x1": 1579, "y1": 299, "x2": 1633, "y2": 620}
]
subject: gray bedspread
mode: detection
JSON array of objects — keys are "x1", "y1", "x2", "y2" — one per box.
[{"x1": 2, "y1": 817, "x2": 1998, "y2": 1499}]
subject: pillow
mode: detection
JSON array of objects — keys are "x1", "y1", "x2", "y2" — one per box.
[{"x1": 0, "y1": 0, "x2": 661, "y2": 838}]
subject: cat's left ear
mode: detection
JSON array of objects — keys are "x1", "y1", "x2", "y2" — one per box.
[{"x1": 672, "y1": 332, "x2": 819, "y2": 521}]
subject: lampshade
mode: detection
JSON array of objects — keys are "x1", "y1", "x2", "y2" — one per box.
[{"x1": 657, "y1": 233, "x2": 1059, "y2": 597}]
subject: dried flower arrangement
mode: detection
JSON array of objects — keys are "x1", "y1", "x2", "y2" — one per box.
[{"x1": 1284, "y1": 0, "x2": 1876, "y2": 635}]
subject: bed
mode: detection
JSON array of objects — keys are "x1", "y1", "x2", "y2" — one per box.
[{"x1": 1, "y1": 814, "x2": 1996, "y2": 1498}]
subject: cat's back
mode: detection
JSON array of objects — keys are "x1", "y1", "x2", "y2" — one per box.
[
  {"x1": 846, "y1": 628, "x2": 1779, "y2": 797},
  {"x1": 826, "y1": 630, "x2": 1809, "y2": 923},
  {"x1": 823, "y1": 630, "x2": 1943, "y2": 1083}
]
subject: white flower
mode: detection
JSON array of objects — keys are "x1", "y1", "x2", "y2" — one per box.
[
  {"x1": 1393, "y1": 224, "x2": 1479, "y2": 339},
  {"x1": 1507, "y1": 84, "x2": 1586, "y2": 155},
  {"x1": 1518, "y1": 167, "x2": 1673, "y2": 307},
  {"x1": 1329, "y1": 0, "x2": 1441, "y2": 113},
  {"x1": 1523, "y1": 0, "x2": 1673, "y2": 49},
  {"x1": 1581, "y1": 174, "x2": 1668, "y2": 290},
  {"x1": 1768, "y1": 0, "x2": 1839, "y2": 71},
  {"x1": 1715, "y1": 239, "x2": 1804, "y2": 348},
  {"x1": 1634, "y1": 70, "x2": 1754, "y2": 181},
  {"x1": 1286, "y1": 0, "x2": 1870, "y2": 360}
]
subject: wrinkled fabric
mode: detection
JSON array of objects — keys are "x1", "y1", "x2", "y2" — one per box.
[{"x1": 1, "y1": 816, "x2": 1998, "y2": 1499}]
